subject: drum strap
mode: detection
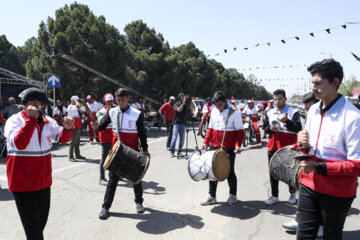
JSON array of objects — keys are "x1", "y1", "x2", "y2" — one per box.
[
  {"x1": 114, "y1": 106, "x2": 122, "y2": 142},
  {"x1": 221, "y1": 105, "x2": 235, "y2": 149}
]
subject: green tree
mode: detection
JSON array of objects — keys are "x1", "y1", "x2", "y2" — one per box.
[
  {"x1": 338, "y1": 75, "x2": 360, "y2": 96},
  {"x1": 26, "y1": 2, "x2": 129, "y2": 101},
  {"x1": 0, "y1": 35, "x2": 25, "y2": 74}
]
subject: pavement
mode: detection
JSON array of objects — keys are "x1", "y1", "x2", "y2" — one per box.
[{"x1": 0, "y1": 127, "x2": 359, "y2": 240}]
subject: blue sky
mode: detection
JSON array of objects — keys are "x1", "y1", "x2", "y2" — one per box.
[{"x1": 1, "y1": 0, "x2": 359, "y2": 97}]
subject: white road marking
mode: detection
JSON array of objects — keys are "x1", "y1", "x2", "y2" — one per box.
[
  {"x1": 0, "y1": 137, "x2": 167, "y2": 181},
  {"x1": 53, "y1": 163, "x2": 86, "y2": 174}
]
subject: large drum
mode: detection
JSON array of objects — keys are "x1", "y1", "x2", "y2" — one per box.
[
  {"x1": 269, "y1": 147, "x2": 303, "y2": 191},
  {"x1": 188, "y1": 149, "x2": 230, "y2": 181},
  {"x1": 104, "y1": 141, "x2": 150, "y2": 184}
]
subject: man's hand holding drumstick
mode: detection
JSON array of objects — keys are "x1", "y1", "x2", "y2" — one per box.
[{"x1": 297, "y1": 129, "x2": 315, "y2": 174}]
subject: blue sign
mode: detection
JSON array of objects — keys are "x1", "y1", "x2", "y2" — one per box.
[{"x1": 47, "y1": 74, "x2": 60, "y2": 87}]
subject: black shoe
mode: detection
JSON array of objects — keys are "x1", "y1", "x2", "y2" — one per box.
[{"x1": 99, "y1": 208, "x2": 109, "y2": 220}]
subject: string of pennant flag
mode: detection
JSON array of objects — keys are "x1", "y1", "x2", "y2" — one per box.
[
  {"x1": 238, "y1": 59, "x2": 359, "y2": 72},
  {"x1": 208, "y1": 21, "x2": 359, "y2": 58}
]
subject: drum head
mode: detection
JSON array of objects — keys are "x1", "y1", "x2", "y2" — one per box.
[
  {"x1": 212, "y1": 150, "x2": 230, "y2": 181},
  {"x1": 103, "y1": 140, "x2": 121, "y2": 170}
]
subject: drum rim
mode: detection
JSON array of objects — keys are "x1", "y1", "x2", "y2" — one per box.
[
  {"x1": 134, "y1": 154, "x2": 151, "y2": 184},
  {"x1": 269, "y1": 146, "x2": 302, "y2": 191},
  {"x1": 212, "y1": 149, "x2": 230, "y2": 182},
  {"x1": 103, "y1": 140, "x2": 121, "y2": 170}
]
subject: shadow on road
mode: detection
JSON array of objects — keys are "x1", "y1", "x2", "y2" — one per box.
[
  {"x1": 110, "y1": 207, "x2": 204, "y2": 234},
  {"x1": 343, "y1": 230, "x2": 360, "y2": 239},
  {"x1": 117, "y1": 180, "x2": 166, "y2": 195},
  {"x1": 0, "y1": 188, "x2": 14, "y2": 201},
  {"x1": 211, "y1": 200, "x2": 297, "y2": 220},
  {"x1": 286, "y1": 229, "x2": 360, "y2": 240},
  {"x1": 347, "y1": 207, "x2": 360, "y2": 216}
]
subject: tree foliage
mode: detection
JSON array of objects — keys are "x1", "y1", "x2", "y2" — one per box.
[
  {"x1": 338, "y1": 74, "x2": 360, "y2": 96},
  {"x1": 2, "y1": 2, "x2": 272, "y2": 104}
]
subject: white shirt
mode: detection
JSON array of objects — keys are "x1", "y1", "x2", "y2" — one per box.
[
  {"x1": 53, "y1": 106, "x2": 67, "y2": 117},
  {"x1": 131, "y1": 102, "x2": 145, "y2": 111},
  {"x1": 242, "y1": 106, "x2": 259, "y2": 115},
  {"x1": 67, "y1": 104, "x2": 80, "y2": 118}
]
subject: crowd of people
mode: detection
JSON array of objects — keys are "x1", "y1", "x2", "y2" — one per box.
[{"x1": 1, "y1": 58, "x2": 360, "y2": 240}]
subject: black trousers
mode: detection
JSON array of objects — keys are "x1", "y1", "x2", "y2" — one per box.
[
  {"x1": 102, "y1": 171, "x2": 143, "y2": 209},
  {"x1": 209, "y1": 147, "x2": 237, "y2": 197},
  {"x1": 100, "y1": 143, "x2": 111, "y2": 179},
  {"x1": 268, "y1": 151, "x2": 296, "y2": 197},
  {"x1": 166, "y1": 122, "x2": 173, "y2": 147},
  {"x1": 296, "y1": 184, "x2": 354, "y2": 240},
  {"x1": 13, "y1": 187, "x2": 51, "y2": 240}
]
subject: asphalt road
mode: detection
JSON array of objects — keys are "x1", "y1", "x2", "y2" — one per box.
[{"x1": 0, "y1": 127, "x2": 359, "y2": 240}]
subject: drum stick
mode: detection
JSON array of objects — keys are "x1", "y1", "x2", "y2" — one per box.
[{"x1": 236, "y1": 143, "x2": 262, "y2": 153}]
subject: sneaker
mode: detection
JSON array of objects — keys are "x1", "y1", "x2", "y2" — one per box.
[
  {"x1": 177, "y1": 152, "x2": 184, "y2": 158},
  {"x1": 200, "y1": 195, "x2": 217, "y2": 206},
  {"x1": 99, "y1": 179, "x2": 108, "y2": 185},
  {"x1": 288, "y1": 193, "x2": 297, "y2": 205},
  {"x1": 170, "y1": 152, "x2": 175, "y2": 158},
  {"x1": 265, "y1": 196, "x2": 279, "y2": 206},
  {"x1": 69, "y1": 157, "x2": 77, "y2": 162},
  {"x1": 76, "y1": 155, "x2": 86, "y2": 160},
  {"x1": 136, "y1": 203, "x2": 145, "y2": 214},
  {"x1": 317, "y1": 225, "x2": 323, "y2": 238},
  {"x1": 99, "y1": 208, "x2": 109, "y2": 220},
  {"x1": 226, "y1": 194, "x2": 238, "y2": 206},
  {"x1": 282, "y1": 219, "x2": 298, "y2": 231}
]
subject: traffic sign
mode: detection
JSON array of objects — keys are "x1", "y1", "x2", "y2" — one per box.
[{"x1": 47, "y1": 74, "x2": 60, "y2": 87}]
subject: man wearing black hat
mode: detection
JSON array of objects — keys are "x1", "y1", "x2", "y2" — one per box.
[{"x1": 4, "y1": 88, "x2": 74, "y2": 240}]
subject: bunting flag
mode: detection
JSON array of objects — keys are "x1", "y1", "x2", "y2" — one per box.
[
  {"x1": 351, "y1": 52, "x2": 360, "y2": 62},
  {"x1": 208, "y1": 21, "x2": 357, "y2": 58},
  {"x1": 239, "y1": 59, "x2": 357, "y2": 71}
]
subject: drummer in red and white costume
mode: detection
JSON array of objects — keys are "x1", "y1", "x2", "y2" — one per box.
[
  {"x1": 263, "y1": 89, "x2": 302, "y2": 206},
  {"x1": 201, "y1": 91, "x2": 244, "y2": 206},
  {"x1": 265, "y1": 100, "x2": 274, "y2": 113},
  {"x1": 86, "y1": 95, "x2": 101, "y2": 142},
  {"x1": 92, "y1": 88, "x2": 150, "y2": 219},
  {"x1": 131, "y1": 96, "x2": 146, "y2": 115},
  {"x1": 52, "y1": 100, "x2": 67, "y2": 126},
  {"x1": 242, "y1": 100, "x2": 261, "y2": 143},
  {"x1": 67, "y1": 96, "x2": 86, "y2": 162},
  {"x1": 197, "y1": 97, "x2": 214, "y2": 135},
  {"x1": 238, "y1": 100, "x2": 246, "y2": 112},
  {"x1": 96, "y1": 93, "x2": 115, "y2": 185},
  {"x1": 262, "y1": 100, "x2": 274, "y2": 139},
  {"x1": 296, "y1": 59, "x2": 360, "y2": 239},
  {"x1": 4, "y1": 88, "x2": 73, "y2": 240}
]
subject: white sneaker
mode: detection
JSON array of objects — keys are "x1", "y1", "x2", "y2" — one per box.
[
  {"x1": 265, "y1": 196, "x2": 279, "y2": 206},
  {"x1": 282, "y1": 219, "x2": 298, "y2": 231},
  {"x1": 288, "y1": 193, "x2": 297, "y2": 205},
  {"x1": 200, "y1": 195, "x2": 217, "y2": 206},
  {"x1": 136, "y1": 203, "x2": 145, "y2": 214},
  {"x1": 226, "y1": 194, "x2": 238, "y2": 206},
  {"x1": 317, "y1": 225, "x2": 323, "y2": 237}
]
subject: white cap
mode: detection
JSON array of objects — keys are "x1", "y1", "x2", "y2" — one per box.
[
  {"x1": 71, "y1": 95, "x2": 79, "y2": 101},
  {"x1": 104, "y1": 93, "x2": 114, "y2": 101},
  {"x1": 169, "y1": 96, "x2": 175, "y2": 100}
]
